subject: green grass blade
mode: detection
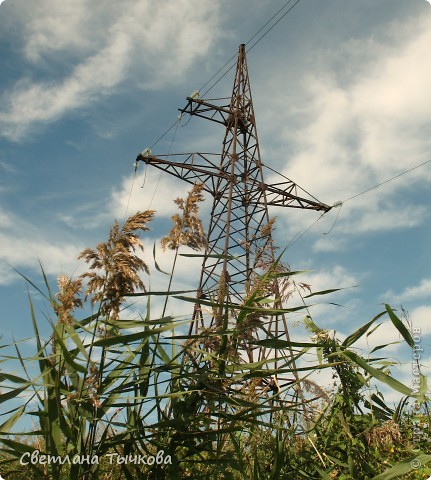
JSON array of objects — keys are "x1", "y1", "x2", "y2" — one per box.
[
  {"x1": 0, "y1": 406, "x2": 25, "y2": 433},
  {"x1": 92, "y1": 318, "x2": 189, "y2": 347},
  {"x1": 385, "y1": 304, "x2": 414, "y2": 348},
  {"x1": 340, "y1": 350, "x2": 412, "y2": 396},
  {"x1": 342, "y1": 310, "x2": 386, "y2": 347},
  {"x1": 372, "y1": 453, "x2": 431, "y2": 479},
  {"x1": 0, "y1": 373, "x2": 30, "y2": 384},
  {"x1": 0, "y1": 386, "x2": 28, "y2": 404}
]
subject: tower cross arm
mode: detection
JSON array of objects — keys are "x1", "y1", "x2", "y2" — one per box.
[
  {"x1": 136, "y1": 153, "x2": 331, "y2": 211},
  {"x1": 261, "y1": 182, "x2": 332, "y2": 212},
  {"x1": 179, "y1": 98, "x2": 234, "y2": 126},
  {"x1": 136, "y1": 152, "x2": 233, "y2": 195}
]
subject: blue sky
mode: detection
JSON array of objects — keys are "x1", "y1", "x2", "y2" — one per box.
[{"x1": 1, "y1": 0, "x2": 431, "y2": 402}]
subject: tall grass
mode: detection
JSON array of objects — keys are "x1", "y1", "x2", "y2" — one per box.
[{"x1": 0, "y1": 200, "x2": 430, "y2": 479}]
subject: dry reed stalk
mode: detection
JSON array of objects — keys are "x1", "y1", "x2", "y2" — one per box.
[
  {"x1": 161, "y1": 183, "x2": 207, "y2": 251},
  {"x1": 78, "y1": 210, "x2": 155, "y2": 320},
  {"x1": 54, "y1": 274, "x2": 83, "y2": 325}
]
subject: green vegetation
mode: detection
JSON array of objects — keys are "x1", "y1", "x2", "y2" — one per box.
[{"x1": 0, "y1": 187, "x2": 430, "y2": 479}]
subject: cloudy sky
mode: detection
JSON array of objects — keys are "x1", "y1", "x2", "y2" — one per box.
[{"x1": 1, "y1": 0, "x2": 430, "y2": 399}]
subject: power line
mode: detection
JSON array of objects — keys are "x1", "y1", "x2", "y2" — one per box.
[
  {"x1": 342, "y1": 158, "x2": 431, "y2": 204},
  {"x1": 285, "y1": 211, "x2": 327, "y2": 250},
  {"x1": 201, "y1": 0, "x2": 303, "y2": 97},
  {"x1": 199, "y1": 54, "x2": 237, "y2": 96},
  {"x1": 147, "y1": 117, "x2": 181, "y2": 209},
  {"x1": 247, "y1": 0, "x2": 302, "y2": 53},
  {"x1": 246, "y1": 0, "x2": 298, "y2": 47},
  {"x1": 283, "y1": 158, "x2": 431, "y2": 246},
  {"x1": 147, "y1": 0, "x2": 304, "y2": 151},
  {"x1": 121, "y1": 167, "x2": 138, "y2": 226},
  {"x1": 149, "y1": 118, "x2": 180, "y2": 150}
]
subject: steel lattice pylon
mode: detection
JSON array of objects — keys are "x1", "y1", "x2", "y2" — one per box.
[{"x1": 137, "y1": 44, "x2": 330, "y2": 373}]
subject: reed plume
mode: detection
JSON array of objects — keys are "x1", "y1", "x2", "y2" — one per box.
[
  {"x1": 54, "y1": 274, "x2": 83, "y2": 325},
  {"x1": 161, "y1": 183, "x2": 207, "y2": 251},
  {"x1": 78, "y1": 210, "x2": 155, "y2": 319}
]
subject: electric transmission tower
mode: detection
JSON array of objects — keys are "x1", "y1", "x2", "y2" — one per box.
[{"x1": 137, "y1": 44, "x2": 330, "y2": 385}]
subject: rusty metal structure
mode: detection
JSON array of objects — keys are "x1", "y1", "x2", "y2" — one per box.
[{"x1": 137, "y1": 44, "x2": 330, "y2": 372}]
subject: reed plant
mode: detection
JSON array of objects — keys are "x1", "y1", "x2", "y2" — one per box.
[{"x1": 0, "y1": 192, "x2": 429, "y2": 479}]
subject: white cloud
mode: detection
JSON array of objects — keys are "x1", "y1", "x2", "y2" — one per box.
[
  {"x1": 0, "y1": 160, "x2": 16, "y2": 174},
  {"x1": 313, "y1": 202, "x2": 428, "y2": 252},
  {"x1": 339, "y1": 304, "x2": 431, "y2": 359},
  {"x1": 410, "y1": 305, "x2": 431, "y2": 334},
  {"x1": 0, "y1": 209, "x2": 12, "y2": 228},
  {"x1": 104, "y1": 235, "x2": 205, "y2": 320},
  {"x1": 0, "y1": 0, "x2": 221, "y2": 140},
  {"x1": 384, "y1": 278, "x2": 431, "y2": 303},
  {"x1": 295, "y1": 265, "x2": 359, "y2": 294},
  {"x1": 264, "y1": 13, "x2": 431, "y2": 246},
  {"x1": 22, "y1": 0, "x2": 112, "y2": 62},
  {"x1": 0, "y1": 211, "x2": 85, "y2": 285},
  {"x1": 0, "y1": 236, "x2": 83, "y2": 285},
  {"x1": 280, "y1": 265, "x2": 361, "y2": 330},
  {"x1": 0, "y1": 160, "x2": 211, "y2": 287},
  {"x1": 110, "y1": 169, "x2": 191, "y2": 220},
  {"x1": 350, "y1": 320, "x2": 408, "y2": 355}
]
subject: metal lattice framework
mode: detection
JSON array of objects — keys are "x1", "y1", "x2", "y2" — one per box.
[{"x1": 137, "y1": 44, "x2": 330, "y2": 371}]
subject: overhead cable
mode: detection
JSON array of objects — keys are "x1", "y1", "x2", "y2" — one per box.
[{"x1": 148, "y1": 0, "x2": 304, "y2": 150}]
